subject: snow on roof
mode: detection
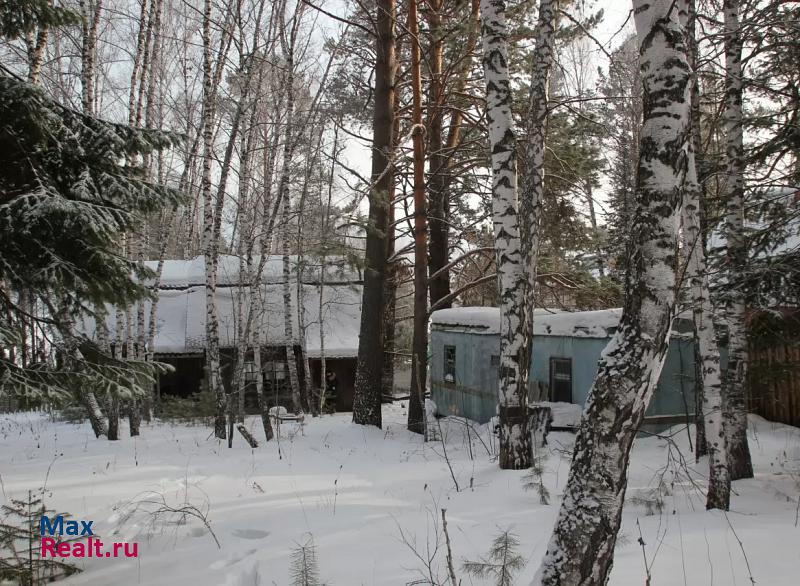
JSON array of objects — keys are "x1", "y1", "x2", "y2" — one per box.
[
  {"x1": 535, "y1": 308, "x2": 622, "y2": 338},
  {"x1": 80, "y1": 257, "x2": 363, "y2": 357},
  {"x1": 430, "y1": 307, "x2": 503, "y2": 333},
  {"x1": 144, "y1": 255, "x2": 362, "y2": 289},
  {"x1": 432, "y1": 307, "x2": 690, "y2": 339},
  {"x1": 430, "y1": 307, "x2": 565, "y2": 335}
]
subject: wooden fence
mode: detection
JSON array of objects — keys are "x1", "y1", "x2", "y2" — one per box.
[{"x1": 748, "y1": 343, "x2": 800, "y2": 427}]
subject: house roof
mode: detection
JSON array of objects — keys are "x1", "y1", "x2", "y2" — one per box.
[
  {"x1": 81, "y1": 256, "x2": 363, "y2": 358},
  {"x1": 430, "y1": 307, "x2": 565, "y2": 335},
  {"x1": 431, "y1": 307, "x2": 691, "y2": 339},
  {"x1": 144, "y1": 255, "x2": 362, "y2": 289}
]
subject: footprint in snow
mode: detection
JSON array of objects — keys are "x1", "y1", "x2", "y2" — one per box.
[{"x1": 231, "y1": 528, "x2": 270, "y2": 540}]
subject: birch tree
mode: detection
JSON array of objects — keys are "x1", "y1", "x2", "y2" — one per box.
[
  {"x1": 683, "y1": 146, "x2": 730, "y2": 510},
  {"x1": 201, "y1": 0, "x2": 226, "y2": 439},
  {"x1": 532, "y1": 0, "x2": 691, "y2": 581},
  {"x1": 720, "y1": 0, "x2": 753, "y2": 481},
  {"x1": 518, "y1": 0, "x2": 557, "y2": 354},
  {"x1": 480, "y1": 0, "x2": 530, "y2": 469}
]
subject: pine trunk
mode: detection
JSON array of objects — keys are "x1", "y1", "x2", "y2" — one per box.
[
  {"x1": 721, "y1": 0, "x2": 753, "y2": 481},
  {"x1": 353, "y1": 0, "x2": 396, "y2": 428},
  {"x1": 426, "y1": 0, "x2": 450, "y2": 311},
  {"x1": 480, "y1": 0, "x2": 531, "y2": 469},
  {"x1": 408, "y1": 0, "x2": 428, "y2": 435},
  {"x1": 382, "y1": 105, "x2": 398, "y2": 404},
  {"x1": 533, "y1": 1, "x2": 690, "y2": 582}
]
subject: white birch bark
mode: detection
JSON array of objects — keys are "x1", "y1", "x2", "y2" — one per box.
[
  {"x1": 252, "y1": 330, "x2": 274, "y2": 441},
  {"x1": 480, "y1": 0, "x2": 530, "y2": 469},
  {"x1": 24, "y1": 5, "x2": 50, "y2": 84},
  {"x1": 683, "y1": 147, "x2": 731, "y2": 510},
  {"x1": 274, "y1": 3, "x2": 303, "y2": 415},
  {"x1": 721, "y1": 0, "x2": 753, "y2": 481},
  {"x1": 532, "y1": 1, "x2": 691, "y2": 582},
  {"x1": 518, "y1": 0, "x2": 557, "y2": 407},
  {"x1": 234, "y1": 120, "x2": 257, "y2": 424},
  {"x1": 79, "y1": 0, "x2": 103, "y2": 115},
  {"x1": 317, "y1": 127, "x2": 338, "y2": 413},
  {"x1": 281, "y1": 198, "x2": 302, "y2": 414},
  {"x1": 201, "y1": 0, "x2": 225, "y2": 439}
]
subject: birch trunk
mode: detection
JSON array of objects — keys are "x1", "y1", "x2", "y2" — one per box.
[
  {"x1": 201, "y1": 0, "x2": 225, "y2": 439},
  {"x1": 125, "y1": 309, "x2": 140, "y2": 436},
  {"x1": 353, "y1": 0, "x2": 396, "y2": 428},
  {"x1": 62, "y1": 309, "x2": 107, "y2": 438},
  {"x1": 532, "y1": 1, "x2": 690, "y2": 581},
  {"x1": 683, "y1": 147, "x2": 731, "y2": 510},
  {"x1": 25, "y1": 5, "x2": 50, "y2": 84},
  {"x1": 254, "y1": 344, "x2": 274, "y2": 441},
  {"x1": 408, "y1": 0, "x2": 428, "y2": 436},
  {"x1": 721, "y1": 0, "x2": 753, "y2": 481},
  {"x1": 480, "y1": 0, "x2": 530, "y2": 469},
  {"x1": 319, "y1": 127, "x2": 338, "y2": 413},
  {"x1": 96, "y1": 307, "x2": 119, "y2": 440},
  {"x1": 688, "y1": 0, "x2": 708, "y2": 459},
  {"x1": 79, "y1": 0, "x2": 103, "y2": 115},
  {"x1": 282, "y1": 199, "x2": 302, "y2": 414},
  {"x1": 234, "y1": 119, "x2": 257, "y2": 424},
  {"x1": 519, "y1": 0, "x2": 557, "y2": 357},
  {"x1": 295, "y1": 131, "x2": 323, "y2": 414},
  {"x1": 112, "y1": 252, "x2": 126, "y2": 438}
]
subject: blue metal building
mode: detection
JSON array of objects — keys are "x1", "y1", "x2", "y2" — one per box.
[{"x1": 429, "y1": 307, "x2": 698, "y2": 426}]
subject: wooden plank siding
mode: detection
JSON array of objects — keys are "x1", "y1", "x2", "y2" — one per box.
[{"x1": 748, "y1": 343, "x2": 800, "y2": 427}]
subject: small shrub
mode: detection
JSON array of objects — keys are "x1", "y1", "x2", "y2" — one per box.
[
  {"x1": 158, "y1": 391, "x2": 217, "y2": 424},
  {"x1": 51, "y1": 404, "x2": 87, "y2": 424}
]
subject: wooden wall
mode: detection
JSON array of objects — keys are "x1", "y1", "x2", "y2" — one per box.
[{"x1": 748, "y1": 343, "x2": 800, "y2": 427}]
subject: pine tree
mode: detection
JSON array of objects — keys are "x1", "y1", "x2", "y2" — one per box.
[{"x1": 462, "y1": 530, "x2": 525, "y2": 586}]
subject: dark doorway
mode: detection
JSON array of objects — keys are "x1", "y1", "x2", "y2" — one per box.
[{"x1": 549, "y1": 357, "x2": 573, "y2": 403}]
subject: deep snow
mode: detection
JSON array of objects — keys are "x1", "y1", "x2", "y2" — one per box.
[{"x1": 1, "y1": 406, "x2": 798, "y2": 585}]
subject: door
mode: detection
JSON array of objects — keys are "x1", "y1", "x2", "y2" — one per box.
[{"x1": 549, "y1": 357, "x2": 573, "y2": 403}]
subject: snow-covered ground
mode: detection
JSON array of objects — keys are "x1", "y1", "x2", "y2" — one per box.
[{"x1": 1, "y1": 405, "x2": 798, "y2": 585}]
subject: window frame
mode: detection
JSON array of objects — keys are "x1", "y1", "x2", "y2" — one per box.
[
  {"x1": 549, "y1": 357, "x2": 573, "y2": 403},
  {"x1": 443, "y1": 345, "x2": 457, "y2": 383}
]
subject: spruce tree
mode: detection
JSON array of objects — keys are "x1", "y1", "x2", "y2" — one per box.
[{"x1": 0, "y1": 0, "x2": 182, "y2": 420}]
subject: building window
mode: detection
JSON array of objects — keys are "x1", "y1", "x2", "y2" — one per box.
[
  {"x1": 490, "y1": 354, "x2": 500, "y2": 367},
  {"x1": 549, "y1": 357, "x2": 573, "y2": 403},
  {"x1": 444, "y1": 345, "x2": 456, "y2": 383}
]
